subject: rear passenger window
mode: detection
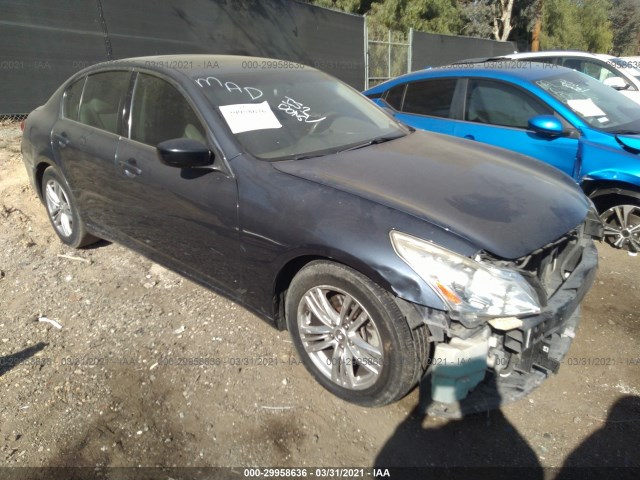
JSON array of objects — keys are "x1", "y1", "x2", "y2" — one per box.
[
  {"x1": 402, "y1": 79, "x2": 457, "y2": 117},
  {"x1": 130, "y1": 73, "x2": 206, "y2": 147},
  {"x1": 62, "y1": 78, "x2": 85, "y2": 121},
  {"x1": 384, "y1": 84, "x2": 405, "y2": 110},
  {"x1": 78, "y1": 71, "x2": 130, "y2": 134}
]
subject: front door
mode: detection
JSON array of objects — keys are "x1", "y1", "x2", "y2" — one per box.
[
  {"x1": 453, "y1": 78, "x2": 580, "y2": 177},
  {"x1": 109, "y1": 72, "x2": 241, "y2": 293}
]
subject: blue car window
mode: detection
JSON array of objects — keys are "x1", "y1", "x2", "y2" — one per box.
[
  {"x1": 465, "y1": 79, "x2": 551, "y2": 128},
  {"x1": 402, "y1": 79, "x2": 457, "y2": 118},
  {"x1": 384, "y1": 84, "x2": 405, "y2": 110},
  {"x1": 536, "y1": 70, "x2": 640, "y2": 132}
]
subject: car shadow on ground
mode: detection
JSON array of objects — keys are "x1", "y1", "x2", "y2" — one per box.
[
  {"x1": 374, "y1": 369, "x2": 640, "y2": 480},
  {"x1": 0, "y1": 341, "x2": 47, "y2": 377}
]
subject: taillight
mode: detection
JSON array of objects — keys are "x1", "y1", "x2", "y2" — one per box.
[{"x1": 20, "y1": 120, "x2": 25, "y2": 132}]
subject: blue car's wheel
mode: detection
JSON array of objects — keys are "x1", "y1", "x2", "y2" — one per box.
[{"x1": 600, "y1": 201, "x2": 640, "y2": 254}]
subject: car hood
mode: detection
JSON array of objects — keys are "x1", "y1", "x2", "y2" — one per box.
[{"x1": 273, "y1": 131, "x2": 589, "y2": 259}]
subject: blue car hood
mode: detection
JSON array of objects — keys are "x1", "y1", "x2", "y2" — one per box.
[{"x1": 273, "y1": 131, "x2": 590, "y2": 259}]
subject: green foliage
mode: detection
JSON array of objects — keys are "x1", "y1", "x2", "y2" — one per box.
[
  {"x1": 367, "y1": 0, "x2": 462, "y2": 34},
  {"x1": 459, "y1": 0, "x2": 495, "y2": 38},
  {"x1": 540, "y1": 0, "x2": 613, "y2": 52},
  {"x1": 303, "y1": 0, "x2": 624, "y2": 54},
  {"x1": 610, "y1": 0, "x2": 640, "y2": 55}
]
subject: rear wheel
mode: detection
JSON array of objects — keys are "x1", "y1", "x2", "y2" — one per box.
[
  {"x1": 42, "y1": 167, "x2": 98, "y2": 248},
  {"x1": 597, "y1": 197, "x2": 640, "y2": 254},
  {"x1": 285, "y1": 260, "x2": 429, "y2": 407}
]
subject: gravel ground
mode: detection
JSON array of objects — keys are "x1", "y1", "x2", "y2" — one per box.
[{"x1": 0, "y1": 121, "x2": 638, "y2": 473}]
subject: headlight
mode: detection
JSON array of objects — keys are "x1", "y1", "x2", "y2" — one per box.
[{"x1": 390, "y1": 231, "x2": 541, "y2": 320}]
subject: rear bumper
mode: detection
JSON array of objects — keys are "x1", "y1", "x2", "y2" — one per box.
[{"x1": 422, "y1": 240, "x2": 598, "y2": 418}]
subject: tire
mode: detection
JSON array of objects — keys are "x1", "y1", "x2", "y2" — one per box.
[
  {"x1": 596, "y1": 195, "x2": 640, "y2": 254},
  {"x1": 42, "y1": 166, "x2": 98, "y2": 248},
  {"x1": 285, "y1": 260, "x2": 429, "y2": 407}
]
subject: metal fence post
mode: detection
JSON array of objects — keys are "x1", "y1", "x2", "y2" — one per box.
[
  {"x1": 408, "y1": 27, "x2": 413, "y2": 73},
  {"x1": 364, "y1": 15, "x2": 369, "y2": 90},
  {"x1": 387, "y1": 29, "x2": 392, "y2": 82}
]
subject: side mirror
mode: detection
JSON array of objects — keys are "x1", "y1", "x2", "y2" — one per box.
[
  {"x1": 528, "y1": 115, "x2": 564, "y2": 137},
  {"x1": 157, "y1": 138, "x2": 213, "y2": 168},
  {"x1": 603, "y1": 76, "x2": 630, "y2": 91}
]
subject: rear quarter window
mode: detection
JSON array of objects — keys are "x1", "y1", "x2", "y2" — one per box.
[{"x1": 62, "y1": 78, "x2": 85, "y2": 121}]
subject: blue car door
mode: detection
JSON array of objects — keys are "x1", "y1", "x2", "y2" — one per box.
[
  {"x1": 385, "y1": 78, "x2": 460, "y2": 136},
  {"x1": 452, "y1": 78, "x2": 580, "y2": 177}
]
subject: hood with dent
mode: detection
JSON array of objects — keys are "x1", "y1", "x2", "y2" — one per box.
[{"x1": 274, "y1": 131, "x2": 589, "y2": 259}]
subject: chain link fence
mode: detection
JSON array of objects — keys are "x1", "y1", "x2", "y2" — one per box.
[
  {"x1": 0, "y1": 114, "x2": 28, "y2": 125},
  {"x1": 365, "y1": 23, "x2": 412, "y2": 89}
]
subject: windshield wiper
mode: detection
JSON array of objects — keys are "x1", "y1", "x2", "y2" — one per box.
[
  {"x1": 339, "y1": 134, "x2": 406, "y2": 153},
  {"x1": 291, "y1": 153, "x2": 326, "y2": 160}
]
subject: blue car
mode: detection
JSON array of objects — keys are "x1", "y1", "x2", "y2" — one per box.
[{"x1": 364, "y1": 62, "x2": 640, "y2": 254}]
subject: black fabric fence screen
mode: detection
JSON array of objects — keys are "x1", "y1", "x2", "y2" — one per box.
[
  {"x1": 0, "y1": 0, "x2": 365, "y2": 114},
  {"x1": 411, "y1": 31, "x2": 517, "y2": 71}
]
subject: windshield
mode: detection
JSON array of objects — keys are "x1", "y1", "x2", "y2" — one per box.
[
  {"x1": 194, "y1": 69, "x2": 407, "y2": 160},
  {"x1": 535, "y1": 70, "x2": 640, "y2": 133}
]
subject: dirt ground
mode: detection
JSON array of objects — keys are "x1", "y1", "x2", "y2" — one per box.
[{"x1": 0, "y1": 121, "x2": 638, "y2": 475}]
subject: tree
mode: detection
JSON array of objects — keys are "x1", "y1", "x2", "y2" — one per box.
[
  {"x1": 492, "y1": 0, "x2": 515, "y2": 40},
  {"x1": 540, "y1": 0, "x2": 612, "y2": 52},
  {"x1": 459, "y1": 1, "x2": 495, "y2": 38},
  {"x1": 366, "y1": 0, "x2": 462, "y2": 34},
  {"x1": 581, "y1": 0, "x2": 614, "y2": 52},
  {"x1": 610, "y1": 0, "x2": 640, "y2": 55}
]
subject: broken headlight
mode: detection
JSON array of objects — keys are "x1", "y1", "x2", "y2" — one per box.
[{"x1": 390, "y1": 231, "x2": 541, "y2": 320}]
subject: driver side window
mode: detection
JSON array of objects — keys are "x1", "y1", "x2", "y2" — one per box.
[
  {"x1": 130, "y1": 73, "x2": 206, "y2": 147},
  {"x1": 465, "y1": 79, "x2": 551, "y2": 129}
]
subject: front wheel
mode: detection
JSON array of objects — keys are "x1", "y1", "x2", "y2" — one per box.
[
  {"x1": 285, "y1": 261, "x2": 429, "y2": 407},
  {"x1": 42, "y1": 167, "x2": 98, "y2": 248},
  {"x1": 598, "y1": 198, "x2": 640, "y2": 254}
]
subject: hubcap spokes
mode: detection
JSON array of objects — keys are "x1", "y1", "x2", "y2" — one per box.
[
  {"x1": 45, "y1": 180, "x2": 73, "y2": 237},
  {"x1": 601, "y1": 205, "x2": 640, "y2": 253},
  {"x1": 298, "y1": 286, "x2": 383, "y2": 390}
]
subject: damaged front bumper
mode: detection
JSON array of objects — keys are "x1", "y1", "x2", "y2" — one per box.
[{"x1": 419, "y1": 239, "x2": 599, "y2": 418}]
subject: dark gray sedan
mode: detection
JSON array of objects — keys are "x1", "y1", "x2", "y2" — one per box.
[{"x1": 21, "y1": 55, "x2": 601, "y2": 411}]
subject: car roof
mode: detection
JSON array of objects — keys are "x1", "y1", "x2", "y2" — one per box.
[
  {"x1": 368, "y1": 61, "x2": 574, "y2": 91},
  {"x1": 505, "y1": 51, "x2": 614, "y2": 61},
  {"x1": 80, "y1": 54, "x2": 319, "y2": 79}
]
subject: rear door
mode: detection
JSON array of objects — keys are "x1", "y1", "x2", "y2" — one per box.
[
  {"x1": 110, "y1": 72, "x2": 241, "y2": 292},
  {"x1": 384, "y1": 78, "x2": 461, "y2": 135},
  {"x1": 452, "y1": 78, "x2": 580, "y2": 177},
  {"x1": 51, "y1": 70, "x2": 132, "y2": 229}
]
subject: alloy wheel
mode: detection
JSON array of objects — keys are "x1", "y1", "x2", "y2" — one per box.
[
  {"x1": 297, "y1": 286, "x2": 384, "y2": 390},
  {"x1": 600, "y1": 204, "x2": 640, "y2": 254},
  {"x1": 45, "y1": 179, "x2": 74, "y2": 238}
]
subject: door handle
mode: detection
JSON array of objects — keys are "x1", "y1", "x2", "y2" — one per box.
[
  {"x1": 53, "y1": 133, "x2": 70, "y2": 148},
  {"x1": 118, "y1": 158, "x2": 142, "y2": 177}
]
